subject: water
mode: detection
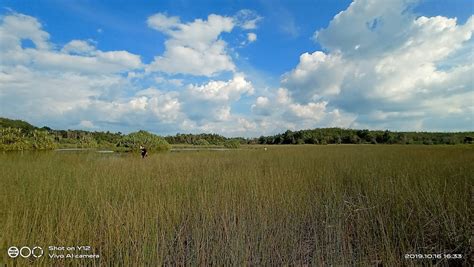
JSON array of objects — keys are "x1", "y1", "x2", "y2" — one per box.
[
  {"x1": 54, "y1": 148, "x2": 236, "y2": 154},
  {"x1": 170, "y1": 148, "x2": 232, "y2": 152},
  {"x1": 55, "y1": 148, "x2": 115, "y2": 153}
]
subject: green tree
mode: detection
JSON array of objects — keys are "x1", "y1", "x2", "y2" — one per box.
[
  {"x1": 224, "y1": 140, "x2": 240, "y2": 149},
  {"x1": 350, "y1": 135, "x2": 361, "y2": 144},
  {"x1": 193, "y1": 139, "x2": 210, "y2": 146},
  {"x1": 117, "y1": 130, "x2": 171, "y2": 151},
  {"x1": 382, "y1": 130, "x2": 395, "y2": 144}
]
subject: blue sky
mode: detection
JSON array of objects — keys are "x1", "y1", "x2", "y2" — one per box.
[{"x1": 0, "y1": 0, "x2": 473, "y2": 136}]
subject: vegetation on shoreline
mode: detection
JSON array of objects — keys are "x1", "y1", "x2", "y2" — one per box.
[
  {"x1": 1, "y1": 117, "x2": 472, "y2": 151},
  {"x1": 0, "y1": 118, "x2": 171, "y2": 152},
  {"x1": 116, "y1": 130, "x2": 171, "y2": 152},
  {"x1": 1, "y1": 145, "x2": 471, "y2": 265},
  {"x1": 0, "y1": 127, "x2": 57, "y2": 151},
  {"x1": 258, "y1": 128, "x2": 473, "y2": 145}
]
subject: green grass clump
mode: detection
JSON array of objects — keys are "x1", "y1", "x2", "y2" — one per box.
[{"x1": 0, "y1": 145, "x2": 471, "y2": 265}]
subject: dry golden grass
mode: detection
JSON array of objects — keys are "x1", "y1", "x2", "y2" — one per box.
[{"x1": 0, "y1": 145, "x2": 472, "y2": 265}]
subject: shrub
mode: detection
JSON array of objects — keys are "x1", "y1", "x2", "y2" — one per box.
[
  {"x1": 423, "y1": 139, "x2": 434, "y2": 145},
  {"x1": 0, "y1": 128, "x2": 28, "y2": 149},
  {"x1": 193, "y1": 139, "x2": 210, "y2": 146},
  {"x1": 78, "y1": 135, "x2": 98, "y2": 148},
  {"x1": 0, "y1": 128, "x2": 58, "y2": 150},
  {"x1": 30, "y1": 130, "x2": 57, "y2": 150},
  {"x1": 117, "y1": 130, "x2": 171, "y2": 152},
  {"x1": 224, "y1": 140, "x2": 240, "y2": 149}
]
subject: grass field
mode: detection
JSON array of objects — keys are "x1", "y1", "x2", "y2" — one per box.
[{"x1": 0, "y1": 145, "x2": 472, "y2": 265}]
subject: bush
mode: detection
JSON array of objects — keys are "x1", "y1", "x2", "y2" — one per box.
[
  {"x1": 193, "y1": 139, "x2": 210, "y2": 146},
  {"x1": 0, "y1": 128, "x2": 57, "y2": 150},
  {"x1": 30, "y1": 130, "x2": 57, "y2": 150},
  {"x1": 423, "y1": 139, "x2": 434, "y2": 145},
  {"x1": 0, "y1": 128, "x2": 29, "y2": 150},
  {"x1": 224, "y1": 140, "x2": 240, "y2": 149},
  {"x1": 77, "y1": 135, "x2": 98, "y2": 148},
  {"x1": 117, "y1": 130, "x2": 171, "y2": 152}
]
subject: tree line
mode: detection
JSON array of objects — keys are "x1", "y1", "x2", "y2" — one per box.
[
  {"x1": 0, "y1": 117, "x2": 472, "y2": 151},
  {"x1": 256, "y1": 128, "x2": 473, "y2": 145},
  {"x1": 0, "y1": 118, "x2": 169, "y2": 151}
]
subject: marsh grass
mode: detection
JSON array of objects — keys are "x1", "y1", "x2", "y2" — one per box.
[{"x1": 0, "y1": 145, "x2": 472, "y2": 265}]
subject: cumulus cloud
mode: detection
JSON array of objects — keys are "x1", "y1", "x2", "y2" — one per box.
[
  {"x1": 147, "y1": 13, "x2": 181, "y2": 33},
  {"x1": 61, "y1": 40, "x2": 96, "y2": 55},
  {"x1": 192, "y1": 117, "x2": 258, "y2": 136},
  {"x1": 0, "y1": 12, "x2": 50, "y2": 51},
  {"x1": 25, "y1": 50, "x2": 142, "y2": 74},
  {"x1": 183, "y1": 74, "x2": 254, "y2": 123},
  {"x1": 186, "y1": 73, "x2": 254, "y2": 102},
  {"x1": 282, "y1": 51, "x2": 346, "y2": 100},
  {"x1": 0, "y1": 11, "x2": 260, "y2": 135},
  {"x1": 0, "y1": 65, "x2": 127, "y2": 125},
  {"x1": 251, "y1": 88, "x2": 356, "y2": 134},
  {"x1": 0, "y1": 13, "x2": 142, "y2": 74},
  {"x1": 2, "y1": 2, "x2": 471, "y2": 136},
  {"x1": 251, "y1": 96, "x2": 271, "y2": 115},
  {"x1": 1, "y1": 11, "x2": 266, "y2": 136},
  {"x1": 0, "y1": 12, "x2": 148, "y2": 130},
  {"x1": 146, "y1": 10, "x2": 262, "y2": 76},
  {"x1": 146, "y1": 13, "x2": 236, "y2": 76},
  {"x1": 283, "y1": 0, "x2": 474, "y2": 130}
]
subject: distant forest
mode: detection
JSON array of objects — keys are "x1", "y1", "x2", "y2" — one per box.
[{"x1": 0, "y1": 117, "x2": 472, "y2": 151}]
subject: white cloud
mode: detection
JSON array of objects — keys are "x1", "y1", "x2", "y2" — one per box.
[
  {"x1": 147, "y1": 13, "x2": 181, "y2": 33},
  {"x1": 282, "y1": 51, "x2": 346, "y2": 100},
  {"x1": 0, "y1": 12, "x2": 50, "y2": 51},
  {"x1": 62, "y1": 40, "x2": 96, "y2": 55},
  {"x1": 0, "y1": 13, "x2": 142, "y2": 74},
  {"x1": 146, "y1": 13, "x2": 235, "y2": 76},
  {"x1": 186, "y1": 73, "x2": 253, "y2": 102},
  {"x1": 287, "y1": 101, "x2": 328, "y2": 120},
  {"x1": 251, "y1": 96, "x2": 270, "y2": 115},
  {"x1": 154, "y1": 76, "x2": 183, "y2": 86},
  {"x1": 234, "y1": 9, "x2": 263, "y2": 30},
  {"x1": 314, "y1": 0, "x2": 417, "y2": 57},
  {"x1": 2, "y1": 4, "x2": 472, "y2": 136},
  {"x1": 127, "y1": 89, "x2": 182, "y2": 122},
  {"x1": 0, "y1": 65, "x2": 127, "y2": 124},
  {"x1": 78, "y1": 120, "x2": 95, "y2": 128},
  {"x1": 182, "y1": 74, "x2": 254, "y2": 124},
  {"x1": 283, "y1": 0, "x2": 474, "y2": 130},
  {"x1": 247, "y1": 32, "x2": 257, "y2": 42},
  {"x1": 0, "y1": 13, "x2": 149, "y2": 131},
  {"x1": 22, "y1": 50, "x2": 142, "y2": 74},
  {"x1": 250, "y1": 87, "x2": 356, "y2": 135},
  {"x1": 0, "y1": 12, "x2": 259, "y2": 135}
]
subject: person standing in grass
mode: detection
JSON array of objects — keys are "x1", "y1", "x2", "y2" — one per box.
[{"x1": 140, "y1": 145, "x2": 148, "y2": 159}]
